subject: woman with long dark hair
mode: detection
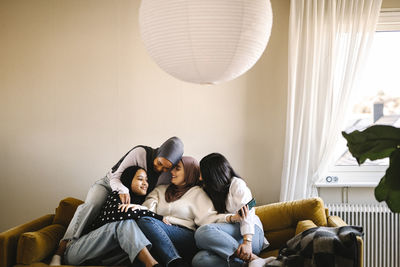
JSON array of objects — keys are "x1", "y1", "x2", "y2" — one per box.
[
  {"x1": 137, "y1": 156, "x2": 227, "y2": 267},
  {"x1": 192, "y1": 153, "x2": 268, "y2": 267}
]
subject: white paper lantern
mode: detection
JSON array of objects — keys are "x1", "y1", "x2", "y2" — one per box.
[{"x1": 139, "y1": 0, "x2": 273, "y2": 84}]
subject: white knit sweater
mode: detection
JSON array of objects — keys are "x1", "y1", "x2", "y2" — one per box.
[{"x1": 142, "y1": 185, "x2": 227, "y2": 231}]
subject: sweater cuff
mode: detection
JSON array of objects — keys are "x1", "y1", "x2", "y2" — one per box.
[
  {"x1": 118, "y1": 187, "x2": 129, "y2": 194},
  {"x1": 240, "y1": 222, "x2": 255, "y2": 235}
]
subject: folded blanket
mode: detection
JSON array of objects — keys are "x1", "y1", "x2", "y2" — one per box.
[{"x1": 266, "y1": 226, "x2": 363, "y2": 267}]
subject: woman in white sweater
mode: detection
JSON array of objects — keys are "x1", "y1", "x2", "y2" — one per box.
[
  {"x1": 192, "y1": 153, "x2": 268, "y2": 267},
  {"x1": 137, "y1": 156, "x2": 226, "y2": 267}
]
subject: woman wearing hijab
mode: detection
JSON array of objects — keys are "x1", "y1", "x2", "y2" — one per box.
[
  {"x1": 137, "y1": 156, "x2": 227, "y2": 267},
  {"x1": 50, "y1": 136, "x2": 184, "y2": 266},
  {"x1": 192, "y1": 153, "x2": 268, "y2": 267}
]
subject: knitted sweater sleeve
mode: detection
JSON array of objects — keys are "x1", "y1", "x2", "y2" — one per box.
[
  {"x1": 229, "y1": 179, "x2": 255, "y2": 236},
  {"x1": 142, "y1": 186, "x2": 161, "y2": 212},
  {"x1": 191, "y1": 188, "x2": 227, "y2": 227}
]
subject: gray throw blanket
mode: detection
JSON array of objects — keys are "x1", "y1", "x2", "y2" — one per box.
[{"x1": 266, "y1": 226, "x2": 363, "y2": 267}]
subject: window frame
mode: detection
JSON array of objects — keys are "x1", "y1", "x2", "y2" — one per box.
[
  {"x1": 317, "y1": 8, "x2": 400, "y2": 187},
  {"x1": 376, "y1": 8, "x2": 400, "y2": 32}
]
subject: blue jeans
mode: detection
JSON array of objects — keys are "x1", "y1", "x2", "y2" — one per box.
[
  {"x1": 192, "y1": 223, "x2": 264, "y2": 267},
  {"x1": 63, "y1": 176, "x2": 111, "y2": 240},
  {"x1": 137, "y1": 217, "x2": 197, "y2": 266},
  {"x1": 64, "y1": 220, "x2": 151, "y2": 266}
]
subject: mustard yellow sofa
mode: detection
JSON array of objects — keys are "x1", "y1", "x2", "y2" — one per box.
[{"x1": 0, "y1": 197, "x2": 363, "y2": 267}]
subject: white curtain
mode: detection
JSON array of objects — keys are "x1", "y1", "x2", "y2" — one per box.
[{"x1": 280, "y1": 0, "x2": 382, "y2": 201}]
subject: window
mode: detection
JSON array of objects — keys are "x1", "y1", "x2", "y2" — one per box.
[{"x1": 320, "y1": 9, "x2": 400, "y2": 186}]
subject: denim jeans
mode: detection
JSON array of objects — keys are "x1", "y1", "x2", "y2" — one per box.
[
  {"x1": 192, "y1": 223, "x2": 264, "y2": 267},
  {"x1": 137, "y1": 217, "x2": 197, "y2": 266},
  {"x1": 64, "y1": 220, "x2": 151, "y2": 266},
  {"x1": 62, "y1": 176, "x2": 111, "y2": 241}
]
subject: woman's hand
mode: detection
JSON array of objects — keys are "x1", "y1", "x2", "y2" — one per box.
[
  {"x1": 119, "y1": 193, "x2": 131, "y2": 204},
  {"x1": 230, "y1": 205, "x2": 249, "y2": 223},
  {"x1": 235, "y1": 241, "x2": 253, "y2": 262},
  {"x1": 162, "y1": 216, "x2": 172, "y2": 225},
  {"x1": 118, "y1": 204, "x2": 142, "y2": 212}
]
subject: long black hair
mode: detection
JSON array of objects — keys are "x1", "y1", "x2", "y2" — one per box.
[
  {"x1": 120, "y1": 166, "x2": 147, "y2": 204},
  {"x1": 199, "y1": 153, "x2": 241, "y2": 213}
]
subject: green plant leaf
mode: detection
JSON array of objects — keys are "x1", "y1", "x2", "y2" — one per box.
[
  {"x1": 342, "y1": 125, "x2": 400, "y2": 164},
  {"x1": 386, "y1": 190, "x2": 400, "y2": 213},
  {"x1": 375, "y1": 176, "x2": 389, "y2": 202},
  {"x1": 386, "y1": 150, "x2": 400, "y2": 189},
  {"x1": 374, "y1": 149, "x2": 400, "y2": 213}
]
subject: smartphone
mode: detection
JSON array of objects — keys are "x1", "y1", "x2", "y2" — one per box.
[{"x1": 238, "y1": 198, "x2": 256, "y2": 216}]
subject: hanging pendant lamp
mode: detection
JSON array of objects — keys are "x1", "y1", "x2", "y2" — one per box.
[{"x1": 139, "y1": 0, "x2": 273, "y2": 84}]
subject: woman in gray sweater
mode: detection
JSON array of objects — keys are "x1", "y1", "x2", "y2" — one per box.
[{"x1": 50, "y1": 137, "x2": 184, "y2": 265}]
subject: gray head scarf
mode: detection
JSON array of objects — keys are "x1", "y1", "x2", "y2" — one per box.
[{"x1": 156, "y1": 136, "x2": 184, "y2": 165}]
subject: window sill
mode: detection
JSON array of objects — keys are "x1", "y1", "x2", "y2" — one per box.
[
  {"x1": 316, "y1": 168, "x2": 385, "y2": 188},
  {"x1": 315, "y1": 181, "x2": 378, "y2": 188}
]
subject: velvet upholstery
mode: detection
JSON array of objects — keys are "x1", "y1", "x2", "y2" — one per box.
[
  {"x1": 0, "y1": 197, "x2": 363, "y2": 267},
  {"x1": 0, "y1": 215, "x2": 54, "y2": 267},
  {"x1": 295, "y1": 220, "x2": 317, "y2": 236},
  {"x1": 255, "y1": 197, "x2": 327, "y2": 250},
  {"x1": 16, "y1": 224, "x2": 65, "y2": 265},
  {"x1": 52, "y1": 198, "x2": 83, "y2": 227}
]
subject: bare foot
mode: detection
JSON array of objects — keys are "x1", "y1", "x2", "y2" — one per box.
[{"x1": 137, "y1": 247, "x2": 158, "y2": 267}]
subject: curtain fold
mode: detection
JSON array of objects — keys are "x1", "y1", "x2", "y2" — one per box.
[{"x1": 280, "y1": 0, "x2": 382, "y2": 201}]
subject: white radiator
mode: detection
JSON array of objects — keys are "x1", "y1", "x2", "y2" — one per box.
[{"x1": 326, "y1": 203, "x2": 400, "y2": 267}]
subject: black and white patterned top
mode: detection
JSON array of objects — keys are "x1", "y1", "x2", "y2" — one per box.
[{"x1": 86, "y1": 191, "x2": 163, "y2": 233}]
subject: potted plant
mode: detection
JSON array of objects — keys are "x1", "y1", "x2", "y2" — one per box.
[{"x1": 342, "y1": 125, "x2": 400, "y2": 212}]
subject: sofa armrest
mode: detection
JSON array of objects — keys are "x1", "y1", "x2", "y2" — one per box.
[
  {"x1": 327, "y1": 215, "x2": 347, "y2": 227},
  {"x1": 295, "y1": 220, "x2": 317, "y2": 235},
  {"x1": 0, "y1": 214, "x2": 54, "y2": 267}
]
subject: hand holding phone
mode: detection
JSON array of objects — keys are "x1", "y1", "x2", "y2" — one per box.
[{"x1": 238, "y1": 198, "x2": 256, "y2": 216}]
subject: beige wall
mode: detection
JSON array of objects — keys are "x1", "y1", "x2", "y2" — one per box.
[
  {"x1": 0, "y1": 0, "x2": 289, "y2": 231},
  {"x1": 382, "y1": 0, "x2": 400, "y2": 8}
]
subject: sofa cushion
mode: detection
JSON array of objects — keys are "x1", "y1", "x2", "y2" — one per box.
[
  {"x1": 0, "y1": 214, "x2": 55, "y2": 267},
  {"x1": 52, "y1": 197, "x2": 83, "y2": 227},
  {"x1": 255, "y1": 197, "x2": 327, "y2": 232},
  {"x1": 16, "y1": 224, "x2": 65, "y2": 264},
  {"x1": 264, "y1": 227, "x2": 295, "y2": 250},
  {"x1": 255, "y1": 198, "x2": 327, "y2": 249}
]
